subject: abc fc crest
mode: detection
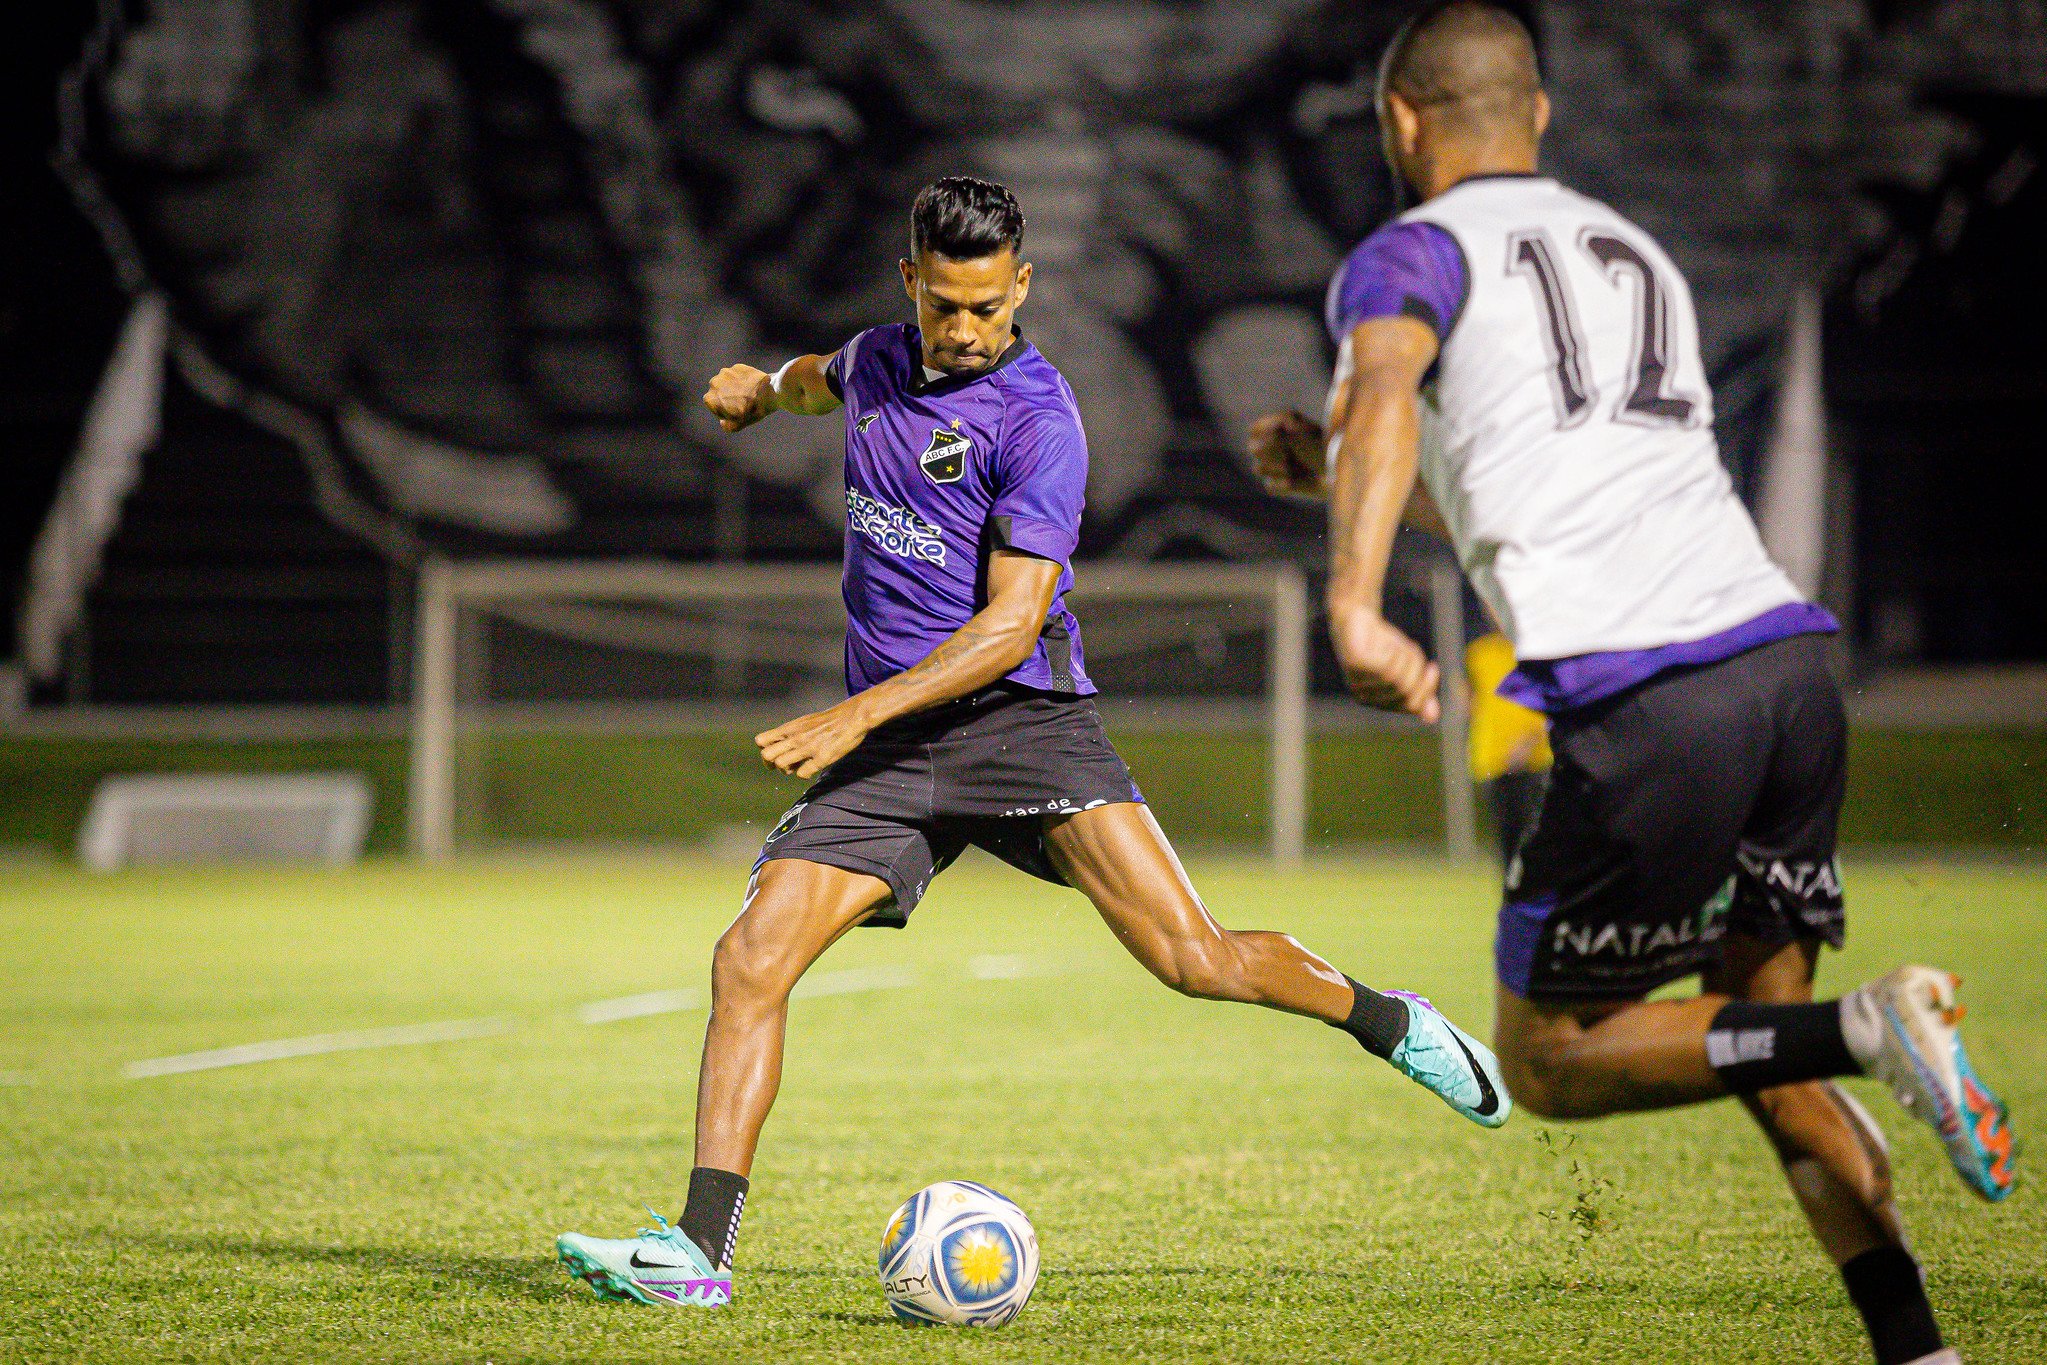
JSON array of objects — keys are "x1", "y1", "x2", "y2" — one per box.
[{"x1": 921, "y1": 421, "x2": 971, "y2": 485}]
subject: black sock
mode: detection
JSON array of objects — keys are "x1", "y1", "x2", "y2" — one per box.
[
  {"x1": 679, "y1": 1166, "x2": 749, "y2": 1271},
  {"x1": 1330, "y1": 977, "x2": 1410, "y2": 1059},
  {"x1": 1841, "y1": 1245, "x2": 1944, "y2": 1365},
  {"x1": 1706, "y1": 999, "x2": 1858, "y2": 1093}
]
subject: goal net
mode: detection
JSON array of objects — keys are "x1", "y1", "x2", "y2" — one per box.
[{"x1": 406, "y1": 558, "x2": 1312, "y2": 861}]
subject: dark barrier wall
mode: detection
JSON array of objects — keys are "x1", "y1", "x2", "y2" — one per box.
[{"x1": 10, "y1": 1, "x2": 2047, "y2": 699}]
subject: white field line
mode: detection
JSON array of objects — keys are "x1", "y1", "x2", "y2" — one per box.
[
  {"x1": 123, "y1": 1017, "x2": 513, "y2": 1080},
  {"x1": 124, "y1": 956, "x2": 1022, "y2": 1078},
  {"x1": 575, "y1": 964, "x2": 915, "y2": 1026},
  {"x1": 789, "y1": 965, "x2": 916, "y2": 998},
  {"x1": 578, "y1": 988, "x2": 701, "y2": 1025}
]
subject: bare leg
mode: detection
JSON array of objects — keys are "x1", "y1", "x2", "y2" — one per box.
[
  {"x1": 1705, "y1": 938, "x2": 1905, "y2": 1265},
  {"x1": 692, "y1": 859, "x2": 892, "y2": 1176},
  {"x1": 1042, "y1": 802, "x2": 1354, "y2": 1021},
  {"x1": 1492, "y1": 984, "x2": 1733, "y2": 1119},
  {"x1": 1494, "y1": 938, "x2": 1941, "y2": 1359},
  {"x1": 1492, "y1": 933, "x2": 1901, "y2": 1261}
]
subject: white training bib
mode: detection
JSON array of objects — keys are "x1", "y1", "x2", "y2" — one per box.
[{"x1": 1399, "y1": 175, "x2": 1800, "y2": 660}]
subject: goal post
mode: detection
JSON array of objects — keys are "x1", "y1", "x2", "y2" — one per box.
[
  {"x1": 1426, "y1": 554, "x2": 1479, "y2": 863},
  {"x1": 1069, "y1": 562, "x2": 1310, "y2": 865},
  {"x1": 406, "y1": 557, "x2": 1313, "y2": 863}
]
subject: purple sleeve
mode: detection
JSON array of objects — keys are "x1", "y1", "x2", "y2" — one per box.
[
  {"x1": 1324, "y1": 220, "x2": 1468, "y2": 344},
  {"x1": 989, "y1": 400, "x2": 1087, "y2": 564}
]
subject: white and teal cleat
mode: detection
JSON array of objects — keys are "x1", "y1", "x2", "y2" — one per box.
[
  {"x1": 1849, "y1": 965, "x2": 2017, "y2": 1202},
  {"x1": 556, "y1": 1209, "x2": 732, "y2": 1307},
  {"x1": 1385, "y1": 990, "x2": 1511, "y2": 1128}
]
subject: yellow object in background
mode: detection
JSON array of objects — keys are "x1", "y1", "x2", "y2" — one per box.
[{"x1": 1465, "y1": 633, "x2": 1552, "y2": 782}]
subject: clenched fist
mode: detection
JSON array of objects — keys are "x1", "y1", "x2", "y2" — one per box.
[
  {"x1": 1327, "y1": 599, "x2": 1441, "y2": 723},
  {"x1": 704, "y1": 364, "x2": 777, "y2": 433},
  {"x1": 1247, "y1": 410, "x2": 1328, "y2": 499}
]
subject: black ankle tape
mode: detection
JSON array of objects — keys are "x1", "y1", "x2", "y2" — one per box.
[
  {"x1": 680, "y1": 1166, "x2": 749, "y2": 1271},
  {"x1": 1706, "y1": 999, "x2": 1856, "y2": 1093},
  {"x1": 1331, "y1": 977, "x2": 1410, "y2": 1060}
]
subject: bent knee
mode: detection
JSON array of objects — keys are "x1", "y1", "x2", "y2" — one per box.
[
  {"x1": 711, "y1": 922, "x2": 798, "y2": 1006},
  {"x1": 1498, "y1": 1055, "x2": 1575, "y2": 1121},
  {"x1": 1495, "y1": 1035, "x2": 1612, "y2": 1122}
]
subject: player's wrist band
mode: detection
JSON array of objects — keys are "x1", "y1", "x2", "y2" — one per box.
[{"x1": 768, "y1": 357, "x2": 798, "y2": 401}]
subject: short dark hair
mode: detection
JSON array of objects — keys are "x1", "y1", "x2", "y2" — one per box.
[
  {"x1": 909, "y1": 176, "x2": 1025, "y2": 262},
  {"x1": 1378, "y1": 1, "x2": 1540, "y2": 122}
]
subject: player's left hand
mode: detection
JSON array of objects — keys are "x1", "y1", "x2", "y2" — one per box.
[
  {"x1": 756, "y1": 703, "x2": 872, "y2": 779},
  {"x1": 1247, "y1": 410, "x2": 1328, "y2": 499},
  {"x1": 1327, "y1": 603, "x2": 1441, "y2": 723}
]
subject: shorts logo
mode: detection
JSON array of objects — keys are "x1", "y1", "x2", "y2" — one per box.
[
  {"x1": 847, "y1": 487, "x2": 945, "y2": 566},
  {"x1": 1700, "y1": 875, "x2": 1734, "y2": 936},
  {"x1": 856, "y1": 411, "x2": 881, "y2": 433},
  {"x1": 1000, "y1": 797, "x2": 1079, "y2": 818},
  {"x1": 767, "y1": 802, "x2": 807, "y2": 843},
  {"x1": 1737, "y1": 851, "x2": 1843, "y2": 906},
  {"x1": 1550, "y1": 907, "x2": 1727, "y2": 961},
  {"x1": 920, "y1": 421, "x2": 971, "y2": 485}
]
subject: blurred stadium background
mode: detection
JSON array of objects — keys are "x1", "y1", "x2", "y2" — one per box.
[{"x1": 3, "y1": 0, "x2": 2044, "y2": 863}]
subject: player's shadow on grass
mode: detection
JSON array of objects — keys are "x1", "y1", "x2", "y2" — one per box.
[{"x1": 125, "y1": 1233, "x2": 566, "y2": 1302}]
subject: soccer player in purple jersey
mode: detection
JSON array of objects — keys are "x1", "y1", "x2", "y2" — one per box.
[
  {"x1": 553, "y1": 176, "x2": 1511, "y2": 1309},
  {"x1": 1250, "y1": 7, "x2": 2013, "y2": 1362}
]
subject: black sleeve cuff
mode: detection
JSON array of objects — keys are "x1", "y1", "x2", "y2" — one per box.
[{"x1": 1399, "y1": 294, "x2": 1444, "y2": 337}]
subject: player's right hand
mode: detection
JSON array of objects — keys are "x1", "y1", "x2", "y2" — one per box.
[
  {"x1": 1247, "y1": 410, "x2": 1328, "y2": 499},
  {"x1": 704, "y1": 364, "x2": 776, "y2": 432},
  {"x1": 1327, "y1": 602, "x2": 1441, "y2": 723}
]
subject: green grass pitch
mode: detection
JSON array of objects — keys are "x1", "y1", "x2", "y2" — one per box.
[{"x1": 1, "y1": 852, "x2": 2041, "y2": 1362}]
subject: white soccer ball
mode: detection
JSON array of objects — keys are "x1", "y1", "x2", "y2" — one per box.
[{"x1": 877, "y1": 1180, "x2": 1039, "y2": 1327}]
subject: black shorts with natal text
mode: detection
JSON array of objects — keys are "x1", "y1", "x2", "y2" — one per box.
[
  {"x1": 1495, "y1": 633, "x2": 1847, "y2": 1000},
  {"x1": 754, "y1": 682, "x2": 1144, "y2": 926}
]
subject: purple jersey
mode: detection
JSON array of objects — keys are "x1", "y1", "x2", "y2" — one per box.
[{"x1": 824, "y1": 323, "x2": 1094, "y2": 696}]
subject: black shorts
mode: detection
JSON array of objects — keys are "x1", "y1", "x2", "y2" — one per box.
[
  {"x1": 754, "y1": 682, "x2": 1144, "y2": 926},
  {"x1": 1495, "y1": 633, "x2": 1847, "y2": 1000}
]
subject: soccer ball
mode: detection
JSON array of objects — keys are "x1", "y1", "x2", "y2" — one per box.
[{"x1": 877, "y1": 1180, "x2": 1039, "y2": 1327}]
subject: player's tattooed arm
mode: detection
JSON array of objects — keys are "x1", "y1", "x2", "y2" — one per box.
[
  {"x1": 755, "y1": 551, "x2": 1061, "y2": 778},
  {"x1": 1323, "y1": 315, "x2": 1445, "y2": 723},
  {"x1": 702, "y1": 352, "x2": 842, "y2": 432}
]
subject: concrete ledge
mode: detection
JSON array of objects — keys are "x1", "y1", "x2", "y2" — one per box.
[{"x1": 1844, "y1": 666, "x2": 2047, "y2": 728}]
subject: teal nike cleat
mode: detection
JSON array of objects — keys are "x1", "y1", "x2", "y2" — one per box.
[
  {"x1": 1385, "y1": 990, "x2": 1512, "y2": 1128},
  {"x1": 556, "y1": 1209, "x2": 732, "y2": 1307}
]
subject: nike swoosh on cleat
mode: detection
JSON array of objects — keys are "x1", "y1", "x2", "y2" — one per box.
[
  {"x1": 629, "y1": 1250, "x2": 699, "y2": 1270},
  {"x1": 1444, "y1": 1026, "x2": 1501, "y2": 1118}
]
